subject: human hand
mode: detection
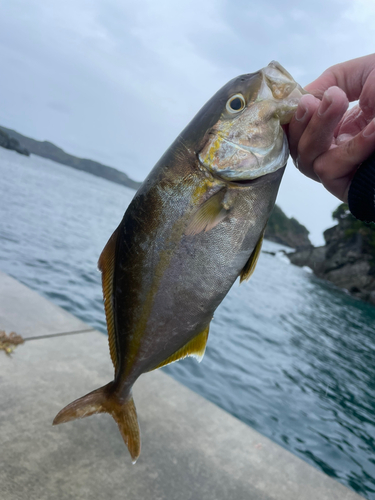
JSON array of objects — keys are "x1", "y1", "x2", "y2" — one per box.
[{"x1": 286, "y1": 54, "x2": 375, "y2": 202}]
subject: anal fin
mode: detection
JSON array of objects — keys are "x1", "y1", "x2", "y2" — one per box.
[
  {"x1": 149, "y1": 324, "x2": 210, "y2": 371},
  {"x1": 240, "y1": 229, "x2": 265, "y2": 283},
  {"x1": 98, "y1": 227, "x2": 120, "y2": 370}
]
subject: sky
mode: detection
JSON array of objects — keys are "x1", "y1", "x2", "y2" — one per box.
[{"x1": 1, "y1": 0, "x2": 375, "y2": 245}]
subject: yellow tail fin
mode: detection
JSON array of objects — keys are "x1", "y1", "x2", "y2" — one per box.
[{"x1": 53, "y1": 383, "x2": 141, "y2": 463}]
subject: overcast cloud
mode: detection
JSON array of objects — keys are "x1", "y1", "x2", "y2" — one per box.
[{"x1": 1, "y1": 0, "x2": 374, "y2": 244}]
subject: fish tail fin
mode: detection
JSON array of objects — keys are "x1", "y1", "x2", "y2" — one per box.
[
  {"x1": 53, "y1": 382, "x2": 141, "y2": 463},
  {"x1": 111, "y1": 396, "x2": 140, "y2": 463}
]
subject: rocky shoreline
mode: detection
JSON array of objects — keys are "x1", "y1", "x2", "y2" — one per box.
[
  {"x1": 288, "y1": 203, "x2": 375, "y2": 305},
  {"x1": 0, "y1": 125, "x2": 141, "y2": 190}
]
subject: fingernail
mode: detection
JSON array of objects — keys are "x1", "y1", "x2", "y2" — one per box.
[
  {"x1": 363, "y1": 118, "x2": 375, "y2": 138},
  {"x1": 318, "y1": 92, "x2": 333, "y2": 117},
  {"x1": 295, "y1": 103, "x2": 307, "y2": 122}
]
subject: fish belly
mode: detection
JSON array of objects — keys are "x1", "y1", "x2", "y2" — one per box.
[{"x1": 113, "y1": 165, "x2": 282, "y2": 379}]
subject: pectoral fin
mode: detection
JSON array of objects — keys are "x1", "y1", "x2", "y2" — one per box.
[
  {"x1": 240, "y1": 230, "x2": 265, "y2": 283},
  {"x1": 185, "y1": 190, "x2": 228, "y2": 236},
  {"x1": 98, "y1": 227, "x2": 120, "y2": 371},
  {"x1": 149, "y1": 324, "x2": 210, "y2": 371}
]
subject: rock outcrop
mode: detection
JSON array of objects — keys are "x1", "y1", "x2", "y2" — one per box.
[
  {"x1": 265, "y1": 205, "x2": 311, "y2": 249},
  {"x1": 288, "y1": 203, "x2": 375, "y2": 304},
  {"x1": 0, "y1": 129, "x2": 29, "y2": 156}
]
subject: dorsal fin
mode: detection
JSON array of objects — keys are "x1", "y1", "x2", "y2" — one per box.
[
  {"x1": 149, "y1": 324, "x2": 210, "y2": 371},
  {"x1": 98, "y1": 227, "x2": 120, "y2": 371},
  {"x1": 185, "y1": 190, "x2": 228, "y2": 236},
  {"x1": 240, "y1": 229, "x2": 265, "y2": 283}
]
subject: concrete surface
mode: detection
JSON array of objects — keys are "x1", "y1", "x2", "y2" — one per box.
[
  {"x1": 0, "y1": 271, "x2": 91, "y2": 338},
  {"x1": 0, "y1": 270, "x2": 364, "y2": 500}
]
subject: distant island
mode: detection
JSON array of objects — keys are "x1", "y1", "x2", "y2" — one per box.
[
  {"x1": 0, "y1": 125, "x2": 142, "y2": 190},
  {"x1": 0, "y1": 128, "x2": 29, "y2": 156},
  {"x1": 288, "y1": 203, "x2": 375, "y2": 305}
]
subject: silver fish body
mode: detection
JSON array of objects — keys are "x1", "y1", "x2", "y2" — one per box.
[
  {"x1": 114, "y1": 163, "x2": 283, "y2": 378},
  {"x1": 54, "y1": 61, "x2": 306, "y2": 462}
]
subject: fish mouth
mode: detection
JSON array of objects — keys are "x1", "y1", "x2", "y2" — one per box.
[
  {"x1": 206, "y1": 165, "x2": 285, "y2": 188},
  {"x1": 226, "y1": 166, "x2": 285, "y2": 187},
  {"x1": 197, "y1": 151, "x2": 264, "y2": 187},
  {"x1": 205, "y1": 132, "x2": 286, "y2": 182},
  {"x1": 229, "y1": 178, "x2": 260, "y2": 186},
  {"x1": 218, "y1": 135, "x2": 274, "y2": 158},
  {"x1": 264, "y1": 61, "x2": 309, "y2": 98},
  {"x1": 266, "y1": 61, "x2": 295, "y2": 81},
  {"x1": 200, "y1": 133, "x2": 283, "y2": 182}
]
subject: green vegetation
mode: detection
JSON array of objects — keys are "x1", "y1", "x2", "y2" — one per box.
[
  {"x1": 332, "y1": 203, "x2": 375, "y2": 256},
  {"x1": 265, "y1": 205, "x2": 310, "y2": 248},
  {"x1": 267, "y1": 205, "x2": 309, "y2": 237},
  {"x1": 332, "y1": 203, "x2": 351, "y2": 221}
]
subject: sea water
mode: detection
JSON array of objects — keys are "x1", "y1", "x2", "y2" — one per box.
[{"x1": 1, "y1": 147, "x2": 374, "y2": 499}]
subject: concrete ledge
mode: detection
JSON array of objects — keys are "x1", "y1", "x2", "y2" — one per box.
[
  {"x1": 0, "y1": 270, "x2": 90, "y2": 338},
  {"x1": 0, "y1": 271, "x2": 364, "y2": 500}
]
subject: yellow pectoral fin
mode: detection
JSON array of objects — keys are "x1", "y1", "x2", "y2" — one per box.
[
  {"x1": 240, "y1": 229, "x2": 265, "y2": 283},
  {"x1": 98, "y1": 226, "x2": 120, "y2": 370},
  {"x1": 185, "y1": 190, "x2": 228, "y2": 236},
  {"x1": 149, "y1": 325, "x2": 210, "y2": 371}
]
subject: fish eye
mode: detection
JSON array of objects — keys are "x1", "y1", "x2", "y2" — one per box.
[{"x1": 226, "y1": 94, "x2": 246, "y2": 113}]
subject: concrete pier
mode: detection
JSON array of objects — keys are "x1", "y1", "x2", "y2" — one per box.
[{"x1": 0, "y1": 270, "x2": 364, "y2": 500}]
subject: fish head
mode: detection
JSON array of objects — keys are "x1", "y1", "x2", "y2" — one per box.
[{"x1": 193, "y1": 61, "x2": 307, "y2": 182}]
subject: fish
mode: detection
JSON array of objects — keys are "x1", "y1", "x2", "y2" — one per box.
[{"x1": 53, "y1": 61, "x2": 306, "y2": 463}]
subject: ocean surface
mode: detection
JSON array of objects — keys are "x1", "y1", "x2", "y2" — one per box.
[{"x1": 1, "y1": 146, "x2": 375, "y2": 498}]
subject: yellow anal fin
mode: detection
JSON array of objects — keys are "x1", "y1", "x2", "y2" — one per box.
[
  {"x1": 98, "y1": 226, "x2": 120, "y2": 370},
  {"x1": 240, "y1": 229, "x2": 265, "y2": 283},
  {"x1": 185, "y1": 190, "x2": 228, "y2": 236},
  {"x1": 150, "y1": 324, "x2": 210, "y2": 371}
]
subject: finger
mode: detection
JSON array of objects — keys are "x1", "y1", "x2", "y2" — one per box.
[
  {"x1": 335, "y1": 105, "x2": 370, "y2": 142},
  {"x1": 313, "y1": 118, "x2": 375, "y2": 201},
  {"x1": 287, "y1": 94, "x2": 320, "y2": 163},
  {"x1": 305, "y1": 53, "x2": 375, "y2": 103},
  {"x1": 296, "y1": 87, "x2": 349, "y2": 181},
  {"x1": 359, "y1": 66, "x2": 375, "y2": 119},
  {"x1": 305, "y1": 73, "x2": 337, "y2": 100}
]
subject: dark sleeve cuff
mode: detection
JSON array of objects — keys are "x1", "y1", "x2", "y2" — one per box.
[{"x1": 348, "y1": 152, "x2": 375, "y2": 223}]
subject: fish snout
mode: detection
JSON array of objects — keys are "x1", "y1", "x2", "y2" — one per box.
[{"x1": 261, "y1": 61, "x2": 309, "y2": 125}]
